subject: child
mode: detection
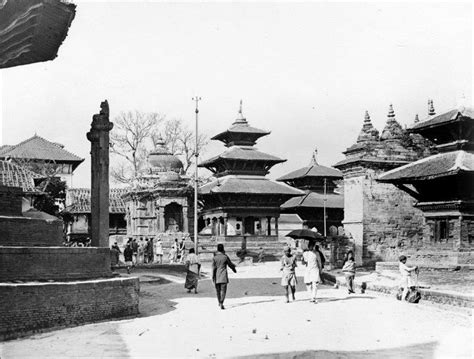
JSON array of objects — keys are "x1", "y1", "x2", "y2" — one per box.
[
  {"x1": 342, "y1": 250, "x2": 356, "y2": 294},
  {"x1": 257, "y1": 247, "x2": 265, "y2": 263},
  {"x1": 280, "y1": 247, "x2": 297, "y2": 303},
  {"x1": 399, "y1": 255, "x2": 418, "y2": 301}
]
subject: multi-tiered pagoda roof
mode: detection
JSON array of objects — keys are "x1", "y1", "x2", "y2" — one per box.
[
  {"x1": 378, "y1": 105, "x2": 474, "y2": 210},
  {"x1": 198, "y1": 103, "x2": 302, "y2": 236}
]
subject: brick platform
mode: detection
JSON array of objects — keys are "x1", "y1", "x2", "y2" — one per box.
[
  {"x1": 0, "y1": 277, "x2": 139, "y2": 340},
  {"x1": 0, "y1": 247, "x2": 113, "y2": 281},
  {"x1": 0, "y1": 216, "x2": 63, "y2": 246}
]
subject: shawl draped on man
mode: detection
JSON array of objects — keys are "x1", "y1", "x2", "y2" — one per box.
[{"x1": 185, "y1": 253, "x2": 201, "y2": 290}]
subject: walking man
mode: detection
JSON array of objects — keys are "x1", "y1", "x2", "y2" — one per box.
[{"x1": 212, "y1": 244, "x2": 237, "y2": 310}]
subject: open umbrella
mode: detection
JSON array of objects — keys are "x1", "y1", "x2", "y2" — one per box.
[{"x1": 286, "y1": 229, "x2": 324, "y2": 241}]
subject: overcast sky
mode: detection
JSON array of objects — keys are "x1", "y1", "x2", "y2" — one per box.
[{"x1": 0, "y1": 1, "x2": 472, "y2": 187}]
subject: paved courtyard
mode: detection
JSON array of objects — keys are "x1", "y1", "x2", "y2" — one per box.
[{"x1": 1, "y1": 263, "x2": 472, "y2": 358}]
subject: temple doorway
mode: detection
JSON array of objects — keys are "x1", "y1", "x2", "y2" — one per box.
[
  {"x1": 244, "y1": 216, "x2": 255, "y2": 235},
  {"x1": 164, "y1": 202, "x2": 183, "y2": 232}
]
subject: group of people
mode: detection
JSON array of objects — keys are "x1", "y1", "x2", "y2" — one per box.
[
  {"x1": 111, "y1": 237, "x2": 190, "y2": 273},
  {"x1": 169, "y1": 238, "x2": 186, "y2": 264},
  {"x1": 181, "y1": 243, "x2": 236, "y2": 310},
  {"x1": 280, "y1": 242, "x2": 326, "y2": 303}
]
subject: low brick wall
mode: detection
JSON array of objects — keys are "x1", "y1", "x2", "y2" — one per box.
[
  {"x1": 0, "y1": 216, "x2": 63, "y2": 246},
  {"x1": 0, "y1": 247, "x2": 113, "y2": 281},
  {"x1": 0, "y1": 277, "x2": 139, "y2": 340}
]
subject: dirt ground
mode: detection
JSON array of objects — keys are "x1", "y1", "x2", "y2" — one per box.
[{"x1": 1, "y1": 262, "x2": 472, "y2": 358}]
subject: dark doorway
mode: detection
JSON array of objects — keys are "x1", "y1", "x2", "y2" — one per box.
[
  {"x1": 244, "y1": 216, "x2": 255, "y2": 235},
  {"x1": 164, "y1": 202, "x2": 183, "y2": 232}
]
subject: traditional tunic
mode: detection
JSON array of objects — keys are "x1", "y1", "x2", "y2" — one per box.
[
  {"x1": 302, "y1": 250, "x2": 321, "y2": 284},
  {"x1": 280, "y1": 254, "x2": 297, "y2": 286},
  {"x1": 185, "y1": 253, "x2": 201, "y2": 290}
]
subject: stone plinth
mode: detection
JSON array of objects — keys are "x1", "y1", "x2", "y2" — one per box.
[
  {"x1": 0, "y1": 277, "x2": 139, "y2": 340},
  {"x1": 0, "y1": 247, "x2": 113, "y2": 281},
  {"x1": 0, "y1": 216, "x2": 63, "y2": 246}
]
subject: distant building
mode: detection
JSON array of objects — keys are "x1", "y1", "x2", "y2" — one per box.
[
  {"x1": 198, "y1": 102, "x2": 303, "y2": 239},
  {"x1": 379, "y1": 104, "x2": 473, "y2": 265},
  {"x1": 0, "y1": 135, "x2": 84, "y2": 187},
  {"x1": 278, "y1": 149, "x2": 344, "y2": 236},
  {"x1": 64, "y1": 188, "x2": 127, "y2": 243},
  {"x1": 334, "y1": 105, "x2": 432, "y2": 265},
  {"x1": 122, "y1": 137, "x2": 194, "y2": 241}
]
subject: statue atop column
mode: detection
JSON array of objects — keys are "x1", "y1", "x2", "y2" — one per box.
[{"x1": 87, "y1": 100, "x2": 114, "y2": 247}]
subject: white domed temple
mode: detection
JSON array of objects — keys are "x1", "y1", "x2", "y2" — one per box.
[{"x1": 123, "y1": 138, "x2": 194, "y2": 240}]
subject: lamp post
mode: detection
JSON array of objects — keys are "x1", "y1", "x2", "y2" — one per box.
[
  {"x1": 323, "y1": 178, "x2": 327, "y2": 237},
  {"x1": 192, "y1": 96, "x2": 201, "y2": 254}
]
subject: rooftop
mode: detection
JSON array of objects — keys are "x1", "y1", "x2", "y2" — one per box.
[
  {"x1": 0, "y1": 135, "x2": 84, "y2": 170},
  {"x1": 0, "y1": 160, "x2": 41, "y2": 193},
  {"x1": 281, "y1": 191, "x2": 344, "y2": 210},
  {"x1": 64, "y1": 188, "x2": 127, "y2": 214},
  {"x1": 199, "y1": 146, "x2": 285, "y2": 167},
  {"x1": 0, "y1": 0, "x2": 76, "y2": 69},
  {"x1": 409, "y1": 106, "x2": 473, "y2": 131},
  {"x1": 378, "y1": 150, "x2": 474, "y2": 182},
  {"x1": 200, "y1": 175, "x2": 304, "y2": 196}
]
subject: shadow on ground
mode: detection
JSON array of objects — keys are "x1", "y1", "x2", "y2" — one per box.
[
  {"x1": 234, "y1": 341, "x2": 439, "y2": 359},
  {"x1": 138, "y1": 276, "x2": 374, "y2": 318}
]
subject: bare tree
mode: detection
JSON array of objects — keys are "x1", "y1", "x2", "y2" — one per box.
[
  {"x1": 110, "y1": 111, "x2": 164, "y2": 183},
  {"x1": 152, "y1": 118, "x2": 209, "y2": 173},
  {"x1": 111, "y1": 113, "x2": 208, "y2": 184}
]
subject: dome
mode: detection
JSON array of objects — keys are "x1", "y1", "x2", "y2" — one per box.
[{"x1": 148, "y1": 138, "x2": 184, "y2": 173}]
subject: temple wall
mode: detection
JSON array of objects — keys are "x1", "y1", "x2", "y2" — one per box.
[
  {"x1": 362, "y1": 171, "x2": 425, "y2": 265},
  {"x1": 342, "y1": 170, "x2": 425, "y2": 266},
  {"x1": 0, "y1": 277, "x2": 139, "y2": 340}
]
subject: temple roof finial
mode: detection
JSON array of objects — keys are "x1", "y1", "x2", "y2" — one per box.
[
  {"x1": 428, "y1": 99, "x2": 436, "y2": 116},
  {"x1": 414, "y1": 114, "x2": 419, "y2": 123},
  {"x1": 238, "y1": 99, "x2": 243, "y2": 118},
  {"x1": 364, "y1": 110, "x2": 370, "y2": 122},
  {"x1": 388, "y1": 104, "x2": 395, "y2": 118},
  {"x1": 310, "y1": 147, "x2": 318, "y2": 165}
]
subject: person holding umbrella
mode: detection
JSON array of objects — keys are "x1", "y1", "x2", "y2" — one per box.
[{"x1": 302, "y1": 241, "x2": 322, "y2": 303}]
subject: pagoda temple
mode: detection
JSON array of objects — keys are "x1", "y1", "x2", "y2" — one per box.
[
  {"x1": 379, "y1": 105, "x2": 474, "y2": 265},
  {"x1": 198, "y1": 102, "x2": 303, "y2": 239},
  {"x1": 278, "y1": 149, "x2": 344, "y2": 235}
]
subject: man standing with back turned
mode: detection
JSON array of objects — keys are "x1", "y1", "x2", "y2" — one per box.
[{"x1": 212, "y1": 244, "x2": 237, "y2": 310}]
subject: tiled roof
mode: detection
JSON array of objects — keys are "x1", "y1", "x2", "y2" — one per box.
[
  {"x1": 0, "y1": 160, "x2": 41, "y2": 192},
  {"x1": 410, "y1": 106, "x2": 473, "y2": 131},
  {"x1": 199, "y1": 146, "x2": 285, "y2": 167},
  {"x1": 281, "y1": 191, "x2": 344, "y2": 209},
  {"x1": 277, "y1": 164, "x2": 342, "y2": 182},
  {"x1": 334, "y1": 156, "x2": 410, "y2": 168},
  {"x1": 378, "y1": 150, "x2": 474, "y2": 182},
  {"x1": 65, "y1": 188, "x2": 127, "y2": 214},
  {"x1": 0, "y1": 0, "x2": 76, "y2": 69},
  {"x1": 0, "y1": 135, "x2": 84, "y2": 169},
  {"x1": 199, "y1": 175, "x2": 304, "y2": 196}
]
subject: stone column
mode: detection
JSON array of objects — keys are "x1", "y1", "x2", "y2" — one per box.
[
  {"x1": 182, "y1": 206, "x2": 189, "y2": 233},
  {"x1": 157, "y1": 206, "x2": 165, "y2": 232},
  {"x1": 223, "y1": 217, "x2": 228, "y2": 236},
  {"x1": 86, "y1": 100, "x2": 113, "y2": 247},
  {"x1": 275, "y1": 217, "x2": 279, "y2": 237}
]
